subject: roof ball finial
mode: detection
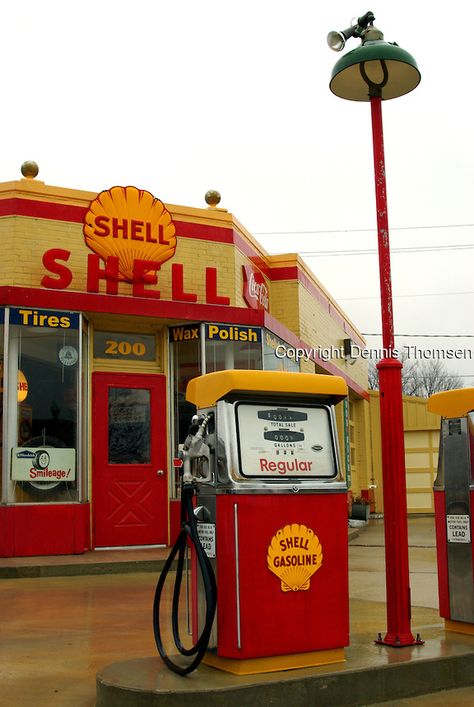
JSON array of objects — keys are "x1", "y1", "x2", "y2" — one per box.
[
  {"x1": 205, "y1": 189, "x2": 221, "y2": 208},
  {"x1": 21, "y1": 161, "x2": 39, "y2": 179}
]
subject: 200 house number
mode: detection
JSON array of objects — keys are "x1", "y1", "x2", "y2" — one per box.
[{"x1": 105, "y1": 340, "x2": 146, "y2": 356}]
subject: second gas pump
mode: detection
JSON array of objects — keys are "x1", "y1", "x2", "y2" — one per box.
[{"x1": 155, "y1": 369, "x2": 350, "y2": 675}]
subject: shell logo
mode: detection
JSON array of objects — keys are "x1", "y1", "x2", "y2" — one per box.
[
  {"x1": 17, "y1": 370, "x2": 28, "y2": 402},
  {"x1": 0, "y1": 364, "x2": 28, "y2": 402},
  {"x1": 83, "y1": 186, "x2": 177, "y2": 282},
  {"x1": 267, "y1": 523, "x2": 323, "y2": 592}
]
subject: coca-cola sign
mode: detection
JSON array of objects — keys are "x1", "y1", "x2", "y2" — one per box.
[{"x1": 242, "y1": 264, "x2": 270, "y2": 311}]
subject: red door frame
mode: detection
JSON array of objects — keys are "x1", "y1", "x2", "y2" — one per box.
[{"x1": 92, "y1": 372, "x2": 168, "y2": 548}]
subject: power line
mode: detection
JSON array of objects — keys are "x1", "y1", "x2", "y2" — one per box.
[
  {"x1": 296, "y1": 243, "x2": 474, "y2": 257},
  {"x1": 339, "y1": 290, "x2": 474, "y2": 301},
  {"x1": 254, "y1": 223, "x2": 474, "y2": 236},
  {"x1": 362, "y1": 333, "x2": 474, "y2": 338}
]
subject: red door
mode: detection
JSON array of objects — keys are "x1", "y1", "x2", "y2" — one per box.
[{"x1": 92, "y1": 372, "x2": 168, "y2": 548}]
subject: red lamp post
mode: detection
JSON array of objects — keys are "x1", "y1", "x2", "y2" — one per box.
[{"x1": 328, "y1": 11, "x2": 423, "y2": 647}]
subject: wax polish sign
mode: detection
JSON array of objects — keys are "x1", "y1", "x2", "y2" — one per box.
[{"x1": 242, "y1": 264, "x2": 269, "y2": 311}]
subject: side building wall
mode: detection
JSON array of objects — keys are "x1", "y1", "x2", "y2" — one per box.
[{"x1": 368, "y1": 391, "x2": 440, "y2": 514}]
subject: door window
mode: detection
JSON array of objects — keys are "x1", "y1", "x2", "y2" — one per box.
[{"x1": 108, "y1": 388, "x2": 151, "y2": 464}]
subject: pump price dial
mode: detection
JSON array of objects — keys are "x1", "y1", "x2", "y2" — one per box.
[
  {"x1": 258, "y1": 409, "x2": 308, "y2": 423},
  {"x1": 264, "y1": 429, "x2": 305, "y2": 442}
]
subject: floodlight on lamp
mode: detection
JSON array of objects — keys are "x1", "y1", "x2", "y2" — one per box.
[
  {"x1": 328, "y1": 11, "x2": 420, "y2": 102},
  {"x1": 327, "y1": 10, "x2": 376, "y2": 51}
]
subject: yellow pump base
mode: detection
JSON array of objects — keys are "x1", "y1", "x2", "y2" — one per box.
[
  {"x1": 445, "y1": 619, "x2": 474, "y2": 636},
  {"x1": 203, "y1": 648, "x2": 345, "y2": 675}
]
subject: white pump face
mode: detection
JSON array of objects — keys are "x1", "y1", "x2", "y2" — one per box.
[
  {"x1": 236, "y1": 402, "x2": 337, "y2": 479},
  {"x1": 184, "y1": 370, "x2": 348, "y2": 493},
  {"x1": 188, "y1": 396, "x2": 346, "y2": 493}
]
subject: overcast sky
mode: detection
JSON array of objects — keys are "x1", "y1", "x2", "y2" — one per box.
[{"x1": 3, "y1": 1, "x2": 474, "y2": 381}]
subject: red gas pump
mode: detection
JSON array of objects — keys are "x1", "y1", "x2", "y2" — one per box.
[
  {"x1": 155, "y1": 370, "x2": 350, "y2": 675},
  {"x1": 428, "y1": 389, "x2": 474, "y2": 635}
]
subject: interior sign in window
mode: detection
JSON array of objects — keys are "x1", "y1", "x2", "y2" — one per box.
[
  {"x1": 236, "y1": 403, "x2": 336, "y2": 478},
  {"x1": 11, "y1": 448, "x2": 76, "y2": 481},
  {"x1": 94, "y1": 332, "x2": 156, "y2": 360}
]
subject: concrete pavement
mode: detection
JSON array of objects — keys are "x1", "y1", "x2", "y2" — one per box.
[{"x1": 0, "y1": 517, "x2": 472, "y2": 706}]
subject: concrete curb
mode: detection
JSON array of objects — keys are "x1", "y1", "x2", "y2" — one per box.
[
  {"x1": 0, "y1": 559, "x2": 165, "y2": 579},
  {"x1": 96, "y1": 651, "x2": 474, "y2": 707}
]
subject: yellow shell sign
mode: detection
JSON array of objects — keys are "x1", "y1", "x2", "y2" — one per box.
[
  {"x1": 267, "y1": 523, "x2": 323, "y2": 592},
  {"x1": 83, "y1": 186, "x2": 177, "y2": 282}
]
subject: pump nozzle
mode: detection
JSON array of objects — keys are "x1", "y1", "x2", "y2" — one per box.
[{"x1": 181, "y1": 413, "x2": 213, "y2": 483}]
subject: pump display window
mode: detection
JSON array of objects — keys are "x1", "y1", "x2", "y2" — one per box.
[{"x1": 3, "y1": 308, "x2": 84, "y2": 504}]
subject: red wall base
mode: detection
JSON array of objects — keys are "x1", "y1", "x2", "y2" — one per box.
[{"x1": 0, "y1": 503, "x2": 90, "y2": 557}]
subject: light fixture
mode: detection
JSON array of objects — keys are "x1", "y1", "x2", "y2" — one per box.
[
  {"x1": 343, "y1": 338, "x2": 357, "y2": 365},
  {"x1": 328, "y1": 11, "x2": 422, "y2": 648},
  {"x1": 328, "y1": 11, "x2": 420, "y2": 102}
]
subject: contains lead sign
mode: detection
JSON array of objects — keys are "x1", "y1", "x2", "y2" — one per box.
[{"x1": 446, "y1": 514, "x2": 471, "y2": 544}]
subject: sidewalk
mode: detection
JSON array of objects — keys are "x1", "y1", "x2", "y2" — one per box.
[{"x1": 0, "y1": 517, "x2": 472, "y2": 706}]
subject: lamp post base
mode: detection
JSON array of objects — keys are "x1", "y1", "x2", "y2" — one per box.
[
  {"x1": 375, "y1": 632, "x2": 424, "y2": 647},
  {"x1": 376, "y1": 357, "x2": 420, "y2": 648}
]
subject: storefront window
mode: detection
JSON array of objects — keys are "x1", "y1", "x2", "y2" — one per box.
[
  {"x1": 170, "y1": 326, "x2": 201, "y2": 447},
  {"x1": 6, "y1": 308, "x2": 83, "y2": 504},
  {"x1": 170, "y1": 326, "x2": 201, "y2": 496},
  {"x1": 205, "y1": 324, "x2": 262, "y2": 373},
  {"x1": 169, "y1": 323, "x2": 263, "y2": 498},
  {"x1": 263, "y1": 330, "x2": 300, "y2": 372}
]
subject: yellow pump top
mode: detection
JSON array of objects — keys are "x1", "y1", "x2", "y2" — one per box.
[
  {"x1": 186, "y1": 370, "x2": 348, "y2": 408},
  {"x1": 427, "y1": 388, "x2": 474, "y2": 419}
]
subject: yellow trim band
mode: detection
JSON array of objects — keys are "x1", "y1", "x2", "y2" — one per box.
[
  {"x1": 203, "y1": 648, "x2": 345, "y2": 675},
  {"x1": 445, "y1": 619, "x2": 474, "y2": 636}
]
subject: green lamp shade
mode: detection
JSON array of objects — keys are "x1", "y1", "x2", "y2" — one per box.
[{"x1": 330, "y1": 40, "x2": 421, "y2": 101}]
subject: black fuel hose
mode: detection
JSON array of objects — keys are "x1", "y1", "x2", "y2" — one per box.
[{"x1": 153, "y1": 479, "x2": 217, "y2": 675}]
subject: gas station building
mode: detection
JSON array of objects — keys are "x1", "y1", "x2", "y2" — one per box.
[{"x1": 0, "y1": 169, "x2": 370, "y2": 558}]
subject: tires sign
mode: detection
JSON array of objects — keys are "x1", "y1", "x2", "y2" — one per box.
[{"x1": 11, "y1": 448, "x2": 76, "y2": 482}]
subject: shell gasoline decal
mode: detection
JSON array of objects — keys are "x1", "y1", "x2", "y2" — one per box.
[{"x1": 267, "y1": 523, "x2": 323, "y2": 592}]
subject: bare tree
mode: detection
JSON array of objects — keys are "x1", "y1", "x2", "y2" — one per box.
[{"x1": 368, "y1": 351, "x2": 463, "y2": 397}]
